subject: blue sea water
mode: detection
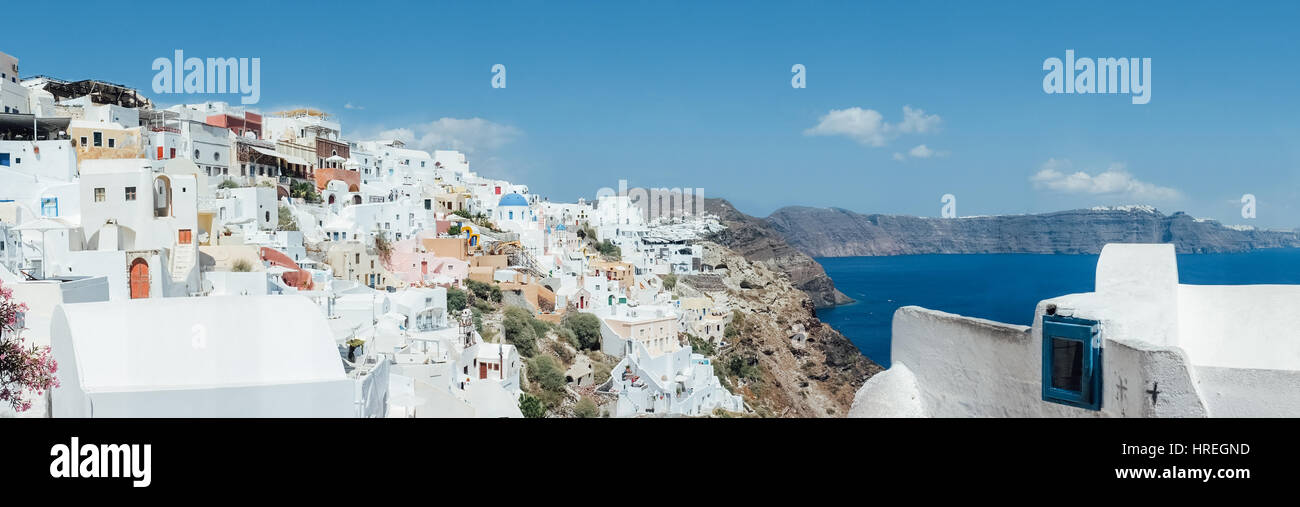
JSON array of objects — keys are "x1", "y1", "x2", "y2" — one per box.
[{"x1": 816, "y1": 249, "x2": 1300, "y2": 367}]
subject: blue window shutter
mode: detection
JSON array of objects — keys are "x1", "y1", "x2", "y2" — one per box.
[{"x1": 1041, "y1": 315, "x2": 1103, "y2": 411}]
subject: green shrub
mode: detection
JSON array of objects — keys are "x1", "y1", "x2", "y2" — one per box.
[
  {"x1": 549, "y1": 339, "x2": 574, "y2": 364},
  {"x1": 562, "y1": 312, "x2": 602, "y2": 350},
  {"x1": 503, "y1": 306, "x2": 538, "y2": 357},
  {"x1": 662, "y1": 274, "x2": 677, "y2": 291},
  {"x1": 446, "y1": 287, "x2": 467, "y2": 312},
  {"x1": 447, "y1": 224, "x2": 462, "y2": 236},
  {"x1": 592, "y1": 361, "x2": 612, "y2": 385},
  {"x1": 556, "y1": 327, "x2": 580, "y2": 349},
  {"x1": 526, "y1": 356, "x2": 566, "y2": 392},
  {"x1": 277, "y1": 205, "x2": 298, "y2": 231},
  {"x1": 466, "y1": 279, "x2": 501, "y2": 302},
  {"x1": 217, "y1": 179, "x2": 241, "y2": 189},
  {"x1": 231, "y1": 259, "x2": 254, "y2": 272},
  {"x1": 596, "y1": 239, "x2": 621, "y2": 259},
  {"x1": 529, "y1": 317, "x2": 551, "y2": 339},
  {"x1": 687, "y1": 333, "x2": 715, "y2": 356},
  {"x1": 573, "y1": 397, "x2": 599, "y2": 418},
  {"x1": 519, "y1": 393, "x2": 546, "y2": 418}
]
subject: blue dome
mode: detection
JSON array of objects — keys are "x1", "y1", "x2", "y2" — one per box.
[
  {"x1": 555, "y1": 224, "x2": 567, "y2": 231},
  {"x1": 498, "y1": 193, "x2": 528, "y2": 207}
]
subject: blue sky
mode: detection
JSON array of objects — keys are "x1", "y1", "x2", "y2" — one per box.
[{"x1": 7, "y1": 1, "x2": 1300, "y2": 227}]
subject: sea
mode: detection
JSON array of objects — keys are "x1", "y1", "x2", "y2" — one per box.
[{"x1": 816, "y1": 249, "x2": 1300, "y2": 367}]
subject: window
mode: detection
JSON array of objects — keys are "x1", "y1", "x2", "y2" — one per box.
[
  {"x1": 1041, "y1": 315, "x2": 1102, "y2": 410},
  {"x1": 108, "y1": 138, "x2": 115, "y2": 148},
  {"x1": 195, "y1": 149, "x2": 201, "y2": 159},
  {"x1": 40, "y1": 197, "x2": 57, "y2": 217},
  {"x1": 93, "y1": 132, "x2": 103, "y2": 147},
  {"x1": 94, "y1": 188, "x2": 106, "y2": 202},
  {"x1": 214, "y1": 152, "x2": 220, "y2": 161},
  {"x1": 125, "y1": 186, "x2": 137, "y2": 201},
  {"x1": 80, "y1": 137, "x2": 88, "y2": 146},
  {"x1": 170, "y1": 148, "x2": 176, "y2": 159}
]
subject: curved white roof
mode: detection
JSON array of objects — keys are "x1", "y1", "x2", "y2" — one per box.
[{"x1": 52, "y1": 295, "x2": 346, "y2": 391}]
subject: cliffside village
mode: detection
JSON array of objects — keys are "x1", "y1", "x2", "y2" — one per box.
[{"x1": 0, "y1": 49, "x2": 745, "y2": 418}]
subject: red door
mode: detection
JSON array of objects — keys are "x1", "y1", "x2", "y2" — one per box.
[
  {"x1": 479, "y1": 363, "x2": 488, "y2": 380},
  {"x1": 129, "y1": 259, "x2": 150, "y2": 299},
  {"x1": 178, "y1": 229, "x2": 192, "y2": 244},
  {"x1": 421, "y1": 261, "x2": 428, "y2": 276}
]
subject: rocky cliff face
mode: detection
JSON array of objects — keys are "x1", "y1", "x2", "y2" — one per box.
[
  {"x1": 704, "y1": 198, "x2": 853, "y2": 308},
  {"x1": 765, "y1": 206, "x2": 1300, "y2": 257},
  {"x1": 684, "y1": 241, "x2": 882, "y2": 417}
]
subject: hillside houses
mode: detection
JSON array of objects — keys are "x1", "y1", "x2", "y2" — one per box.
[{"x1": 0, "y1": 47, "x2": 741, "y2": 418}]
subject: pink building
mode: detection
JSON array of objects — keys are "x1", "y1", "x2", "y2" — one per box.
[{"x1": 386, "y1": 239, "x2": 470, "y2": 286}]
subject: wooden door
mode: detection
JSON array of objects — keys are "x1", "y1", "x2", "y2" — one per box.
[
  {"x1": 479, "y1": 363, "x2": 488, "y2": 380},
  {"x1": 178, "y1": 229, "x2": 192, "y2": 244},
  {"x1": 129, "y1": 259, "x2": 150, "y2": 299}
]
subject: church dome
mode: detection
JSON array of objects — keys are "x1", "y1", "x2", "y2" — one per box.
[{"x1": 498, "y1": 193, "x2": 529, "y2": 207}]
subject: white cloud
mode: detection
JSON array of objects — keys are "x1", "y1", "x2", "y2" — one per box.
[
  {"x1": 892, "y1": 144, "x2": 947, "y2": 161},
  {"x1": 1030, "y1": 159, "x2": 1181, "y2": 201},
  {"x1": 804, "y1": 105, "x2": 941, "y2": 147},
  {"x1": 896, "y1": 106, "x2": 942, "y2": 134},
  {"x1": 344, "y1": 103, "x2": 364, "y2": 110},
  {"x1": 360, "y1": 117, "x2": 521, "y2": 155}
]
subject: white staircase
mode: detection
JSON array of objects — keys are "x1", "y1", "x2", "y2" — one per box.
[{"x1": 171, "y1": 242, "x2": 196, "y2": 282}]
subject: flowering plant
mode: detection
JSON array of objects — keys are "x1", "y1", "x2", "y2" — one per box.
[{"x1": 0, "y1": 279, "x2": 58, "y2": 413}]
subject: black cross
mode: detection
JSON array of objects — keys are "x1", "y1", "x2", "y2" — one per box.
[{"x1": 1146, "y1": 382, "x2": 1161, "y2": 405}]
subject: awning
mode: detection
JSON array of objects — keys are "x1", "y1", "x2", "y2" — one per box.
[{"x1": 250, "y1": 146, "x2": 310, "y2": 166}]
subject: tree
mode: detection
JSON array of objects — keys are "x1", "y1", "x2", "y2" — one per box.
[
  {"x1": 465, "y1": 279, "x2": 501, "y2": 303},
  {"x1": 290, "y1": 181, "x2": 320, "y2": 203},
  {"x1": 502, "y1": 306, "x2": 538, "y2": 357},
  {"x1": 446, "y1": 287, "x2": 467, "y2": 312},
  {"x1": 217, "y1": 179, "x2": 241, "y2": 189},
  {"x1": 277, "y1": 205, "x2": 298, "y2": 231},
  {"x1": 562, "y1": 312, "x2": 602, "y2": 350},
  {"x1": 0, "y1": 279, "x2": 58, "y2": 413},
  {"x1": 518, "y1": 393, "x2": 546, "y2": 418},
  {"x1": 596, "y1": 240, "x2": 621, "y2": 260},
  {"x1": 373, "y1": 232, "x2": 393, "y2": 264},
  {"x1": 662, "y1": 274, "x2": 677, "y2": 291},
  {"x1": 573, "y1": 397, "x2": 599, "y2": 418}
]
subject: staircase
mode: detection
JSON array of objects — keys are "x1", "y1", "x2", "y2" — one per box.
[{"x1": 170, "y1": 241, "x2": 196, "y2": 282}]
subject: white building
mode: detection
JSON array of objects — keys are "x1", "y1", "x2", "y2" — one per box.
[
  {"x1": 852, "y1": 243, "x2": 1300, "y2": 418},
  {"x1": 0, "y1": 51, "x2": 28, "y2": 114},
  {"x1": 49, "y1": 295, "x2": 361, "y2": 417}
]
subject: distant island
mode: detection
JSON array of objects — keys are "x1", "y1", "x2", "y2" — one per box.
[
  {"x1": 702, "y1": 201, "x2": 1300, "y2": 309},
  {"x1": 765, "y1": 205, "x2": 1300, "y2": 258}
]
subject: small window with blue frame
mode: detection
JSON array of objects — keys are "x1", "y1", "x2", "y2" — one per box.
[
  {"x1": 1041, "y1": 314, "x2": 1102, "y2": 410},
  {"x1": 40, "y1": 197, "x2": 58, "y2": 217}
]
